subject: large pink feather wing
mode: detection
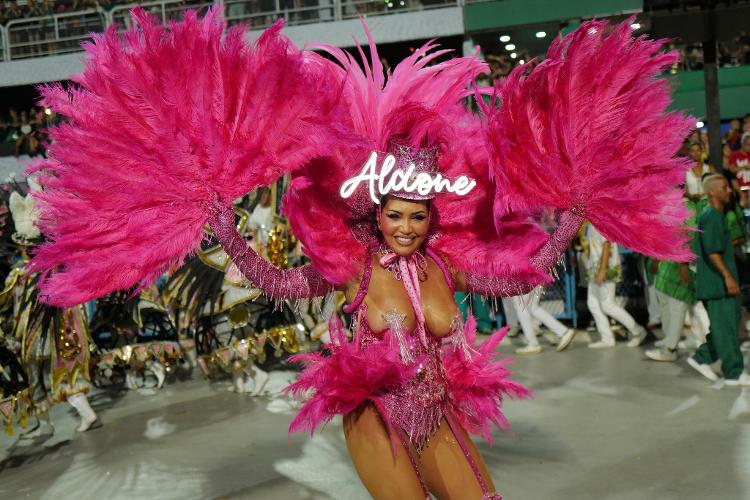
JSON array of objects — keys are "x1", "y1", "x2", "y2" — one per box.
[
  {"x1": 488, "y1": 19, "x2": 693, "y2": 261},
  {"x1": 29, "y1": 8, "x2": 338, "y2": 305}
]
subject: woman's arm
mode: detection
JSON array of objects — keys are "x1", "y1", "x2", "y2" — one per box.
[
  {"x1": 207, "y1": 197, "x2": 333, "y2": 300},
  {"x1": 454, "y1": 209, "x2": 584, "y2": 296}
]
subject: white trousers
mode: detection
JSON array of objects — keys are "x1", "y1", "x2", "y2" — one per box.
[
  {"x1": 646, "y1": 283, "x2": 661, "y2": 325},
  {"x1": 688, "y1": 301, "x2": 709, "y2": 344},
  {"x1": 640, "y1": 258, "x2": 661, "y2": 325},
  {"x1": 587, "y1": 282, "x2": 640, "y2": 343},
  {"x1": 512, "y1": 292, "x2": 568, "y2": 347},
  {"x1": 656, "y1": 291, "x2": 688, "y2": 350},
  {"x1": 501, "y1": 297, "x2": 518, "y2": 327}
]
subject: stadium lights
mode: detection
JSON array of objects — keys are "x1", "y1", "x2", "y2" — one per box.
[
  {"x1": 505, "y1": 43, "x2": 516, "y2": 51},
  {"x1": 499, "y1": 35, "x2": 510, "y2": 42},
  {"x1": 510, "y1": 52, "x2": 517, "y2": 59},
  {"x1": 535, "y1": 31, "x2": 546, "y2": 38},
  {"x1": 696, "y1": 121, "x2": 705, "y2": 128},
  {"x1": 519, "y1": 59, "x2": 525, "y2": 64},
  {"x1": 44, "y1": 108, "x2": 52, "y2": 116},
  {"x1": 630, "y1": 22, "x2": 641, "y2": 30}
]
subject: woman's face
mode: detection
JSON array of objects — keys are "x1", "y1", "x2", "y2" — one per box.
[
  {"x1": 689, "y1": 144, "x2": 702, "y2": 162},
  {"x1": 378, "y1": 197, "x2": 430, "y2": 257}
]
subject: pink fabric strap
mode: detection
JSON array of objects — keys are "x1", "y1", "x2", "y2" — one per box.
[
  {"x1": 343, "y1": 254, "x2": 372, "y2": 314},
  {"x1": 444, "y1": 411, "x2": 502, "y2": 499},
  {"x1": 396, "y1": 429, "x2": 431, "y2": 499},
  {"x1": 426, "y1": 247, "x2": 454, "y2": 292},
  {"x1": 465, "y1": 209, "x2": 583, "y2": 297},
  {"x1": 207, "y1": 198, "x2": 333, "y2": 300},
  {"x1": 380, "y1": 251, "x2": 429, "y2": 349}
]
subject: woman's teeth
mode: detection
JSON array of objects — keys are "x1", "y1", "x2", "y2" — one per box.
[{"x1": 395, "y1": 236, "x2": 415, "y2": 245}]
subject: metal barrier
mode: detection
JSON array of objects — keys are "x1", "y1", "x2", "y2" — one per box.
[
  {"x1": 0, "y1": 25, "x2": 6, "y2": 62},
  {"x1": 109, "y1": 0, "x2": 215, "y2": 31},
  {"x1": 5, "y1": 9, "x2": 105, "y2": 61},
  {"x1": 0, "y1": 0, "x2": 463, "y2": 62}
]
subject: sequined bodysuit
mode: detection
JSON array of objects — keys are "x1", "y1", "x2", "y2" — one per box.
[
  {"x1": 345, "y1": 250, "x2": 501, "y2": 499},
  {"x1": 357, "y1": 303, "x2": 457, "y2": 451}
]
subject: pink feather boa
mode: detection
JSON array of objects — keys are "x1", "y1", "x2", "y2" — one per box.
[
  {"x1": 443, "y1": 315, "x2": 531, "y2": 444},
  {"x1": 487, "y1": 18, "x2": 693, "y2": 262}
]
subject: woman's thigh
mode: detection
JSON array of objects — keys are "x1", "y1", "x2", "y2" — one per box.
[
  {"x1": 419, "y1": 417, "x2": 496, "y2": 500},
  {"x1": 343, "y1": 404, "x2": 426, "y2": 500}
]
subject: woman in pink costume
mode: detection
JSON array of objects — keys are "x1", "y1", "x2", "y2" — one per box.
[{"x1": 28, "y1": 9, "x2": 692, "y2": 498}]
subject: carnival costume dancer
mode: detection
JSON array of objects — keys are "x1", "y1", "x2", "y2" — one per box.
[
  {"x1": 1, "y1": 182, "x2": 99, "y2": 434},
  {"x1": 29, "y1": 9, "x2": 691, "y2": 498}
]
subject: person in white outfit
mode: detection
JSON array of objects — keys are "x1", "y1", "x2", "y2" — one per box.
[
  {"x1": 501, "y1": 296, "x2": 520, "y2": 337},
  {"x1": 513, "y1": 291, "x2": 578, "y2": 354},
  {"x1": 582, "y1": 223, "x2": 647, "y2": 348}
]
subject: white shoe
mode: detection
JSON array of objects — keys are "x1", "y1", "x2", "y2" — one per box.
[
  {"x1": 516, "y1": 345, "x2": 543, "y2": 355},
  {"x1": 22, "y1": 420, "x2": 55, "y2": 438},
  {"x1": 654, "y1": 339, "x2": 667, "y2": 348},
  {"x1": 250, "y1": 368, "x2": 270, "y2": 397},
  {"x1": 588, "y1": 340, "x2": 615, "y2": 349},
  {"x1": 556, "y1": 329, "x2": 578, "y2": 352},
  {"x1": 68, "y1": 393, "x2": 101, "y2": 432},
  {"x1": 543, "y1": 331, "x2": 560, "y2": 346},
  {"x1": 687, "y1": 356, "x2": 719, "y2": 382},
  {"x1": 678, "y1": 338, "x2": 700, "y2": 350},
  {"x1": 506, "y1": 325, "x2": 520, "y2": 338},
  {"x1": 626, "y1": 326, "x2": 648, "y2": 348},
  {"x1": 148, "y1": 361, "x2": 166, "y2": 389},
  {"x1": 125, "y1": 371, "x2": 139, "y2": 390},
  {"x1": 645, "y1": 348, "x2": 677, "y2": 362},
  {"x1": 725, "y1": 373, "x2": 750, "y2": 387},
  {"x1": 77, "y1": 414, "x2": 102, "y2": 432}
]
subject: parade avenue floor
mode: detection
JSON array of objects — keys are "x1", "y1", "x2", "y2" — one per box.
[{"x1": 2, "y1": 332, "x2": 749, "y2": 500}]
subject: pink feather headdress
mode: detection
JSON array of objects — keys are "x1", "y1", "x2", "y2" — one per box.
[{"x1": 283, "y1": 25, "x2": 549, "y2": 286}]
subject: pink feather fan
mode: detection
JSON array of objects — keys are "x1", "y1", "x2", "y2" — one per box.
[
  {"x1": 488, "y1": 19, "x2": 693, "y2": 261},
  {"x1": 285, "y1": 313, "x2": 420, "y2": 436},
  {"x1": 443, "y1": 315, "x2": 531, "y2": 443},
  {"x1": 283, "y1": 23, "x2": 548, "y2": 284},
  {"x1": 29, "y1": 8, "x2": 338, "y2": 305}
]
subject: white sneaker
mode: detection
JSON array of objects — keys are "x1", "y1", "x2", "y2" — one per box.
[
  {"x1": 588, "y1": 340, "x2": 615, "y2": 349},
  {"x1": 22, "y1": 421, "x2": 55, "y2": 438},
  {"x1": 516, "y1": 345, "x2": 543, "y2": 355},
  {"x1": 687, "y1": 356, "x2": 719, "y2": 382},
  {"x1": 556, "y1": 329, "x2": 578, "y2": 352},
  {"x1": 250, "y1": 369, "x2": 270, "y2": 397},
  {"x1": 654, "y1": 339, "x2": 667, "y2": 348},
  {"x1": 77, "y1": 414, "x2": 101, "y2": 433},
  {"x1": 725, "y1": 373, "x2": 750, "y2": 387},
  {"x1": 626, "y1": 326, "x2": 648, "y2": 348},
  {"x1": 645, "y1": 348, "x2": 677, "y2": 362},
  {"x1": 506, "y1": 325, "x2": 520, "y2": 338},
  {"x1": 679, "y1": 338, "x2": 700, "y2": 350}
]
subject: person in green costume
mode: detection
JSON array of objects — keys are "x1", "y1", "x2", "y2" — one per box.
[
  {"x1": 688, "y1": 174, "x2": 750, "y2": 385},
  {"x1": 645, "y1": 204, "x2": 707, "y2": 361}
]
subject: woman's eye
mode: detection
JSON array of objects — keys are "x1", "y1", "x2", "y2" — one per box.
[
  {"x1": 413, "y1": 215, "x2": 426, "y2": 221},
  {"x1": 387, "y1": 213, "x2": 400, "y2": 220}
]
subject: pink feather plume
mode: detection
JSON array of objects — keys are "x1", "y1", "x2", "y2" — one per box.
[
  {"x1": 487, "y1": 19, "x2": 693, "y2": 261},
  {"x1": 433, "y1": 113, "x2": 550, "y2": 282},
  {"x1": 285, "y1": 313, "x2": 421, "y2": 436},
  {"x1": 443, "y1": 315, "x2": 531, "y2": 443},
  {"x1": 29, "y1": 7, "x2": 338, "y2": 305}
]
